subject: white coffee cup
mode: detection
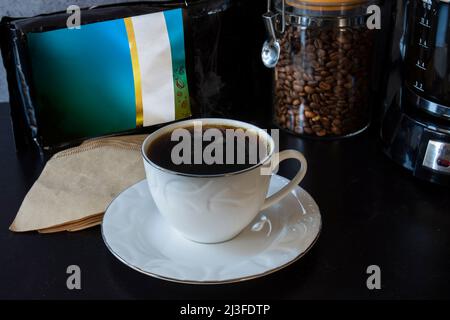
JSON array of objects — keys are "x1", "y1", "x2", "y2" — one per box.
[{"x1": 142, "y1": 118, "x2": 307, "y2": 243}]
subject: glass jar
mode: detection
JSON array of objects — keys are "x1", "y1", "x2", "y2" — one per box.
[{"x1": 272, "y1": 0, "x2": 377, "y2": 138}]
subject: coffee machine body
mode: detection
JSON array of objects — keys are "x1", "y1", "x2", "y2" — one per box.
[{"x1": 382, "y1": 0, "x2": 450, "y2": 186}]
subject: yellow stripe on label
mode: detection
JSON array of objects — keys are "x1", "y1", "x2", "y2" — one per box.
[{"x1": 124, "y1": 17, "x2": 143, "y2": 128}]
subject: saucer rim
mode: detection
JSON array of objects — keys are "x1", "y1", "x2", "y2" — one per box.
[{"x1": 101, "y1": 177, "x2": 322, "y2": 285}]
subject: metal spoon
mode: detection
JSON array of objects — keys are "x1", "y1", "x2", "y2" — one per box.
[{"x1": 261, "y1": 12, "x2": 280, "y2": 68}]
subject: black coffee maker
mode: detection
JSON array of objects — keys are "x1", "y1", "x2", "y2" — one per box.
[{"x1": 382, "y1": 0, "x2": 450, "y2": 186}]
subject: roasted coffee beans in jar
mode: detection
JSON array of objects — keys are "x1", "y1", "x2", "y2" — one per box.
[{"x1": 272, "y1": 0, "x2": 376, "y2": 138}]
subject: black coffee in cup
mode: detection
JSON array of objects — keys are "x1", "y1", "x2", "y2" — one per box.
[{"x1": 146, "y1": 124, "x2": 268, "y2": 175}]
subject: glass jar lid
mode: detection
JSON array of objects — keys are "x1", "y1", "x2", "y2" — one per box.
[
  {"x1": 278, "y1": 0, "x2": 376, "y2": 17},
  {"x1": 286, "y1": 0, "x2": 370, "y2": 11}
]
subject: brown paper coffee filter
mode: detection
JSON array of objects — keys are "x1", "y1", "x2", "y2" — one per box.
[
  {"x1": 37, "y1": 213, "x2": 104, "y2": 233},
  {"x1": 10, "y1": 134, "x2": 147, "y2": 232},
  {"x1": 68, "y1": 220, "x2": 103, "y2": 232}
]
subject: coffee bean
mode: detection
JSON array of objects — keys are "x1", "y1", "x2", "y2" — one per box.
[
  {"x1": 319, "y1": 82, "x2": 331, "y2": 91},
  {"x1": 332, "y1": 126, "x2": 342, "y2": 135},
  {"x1": 310, "y1": 102, "x2": 320, "y2": 109},
  {"x1": 304, "y1": 86, "x2": 315, "y2": 94},
  {"x1": 326, "y1": 60, "x2": 338, "y2": 68},
  {"x1": 311, "y1": 94, "x2": 320, "y2": 104},
  {"x1": 293, "y1": 84, "x2": 304, "y2": 92},
  {"x1": 305, "y1": 110, "x2": 316, "y2": 119},
  {"x1": 274, "y1": 24, "x2": 373, "y2": 137},
  {"x1": 312, "y1": 115, "x2": 321, "y2": 122},
  {"x1": 312, "y1": 124, "x2": 322, "y2": 131},
  {"x1": 330, "y1": 51, "x2": 340, "y2": 60},
  {"x1": 314, "y1": 39, "x2": 323, "y2": 49},
  {"x1": 320, "y1": 117, "x2": 330, "y2": 127}
]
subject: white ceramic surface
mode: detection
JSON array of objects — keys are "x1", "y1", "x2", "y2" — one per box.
[
  {"x1": 142, "y1": 118, "x2": 308, "y2": 243},
  {"x1": 102, "y1": 175, "x2": 321, "y2": 284}
]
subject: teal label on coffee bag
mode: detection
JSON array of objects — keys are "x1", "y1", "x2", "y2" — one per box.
[{"x1": 27, "y1": 8, "x2": 190, "y2": 147}]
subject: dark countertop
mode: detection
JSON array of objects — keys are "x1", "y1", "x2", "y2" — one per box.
[{"x1": 1, "y1": 102, "x2": 449, "y2": 300}]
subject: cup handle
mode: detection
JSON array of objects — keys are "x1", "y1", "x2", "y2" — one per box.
[{"x1": 260, "y1": 150, "x2": 308, "y2": 211}]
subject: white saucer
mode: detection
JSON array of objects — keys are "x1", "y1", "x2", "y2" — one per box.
[{"x1": 102, "y1": 175, "x2": 322, "y2": 284}]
